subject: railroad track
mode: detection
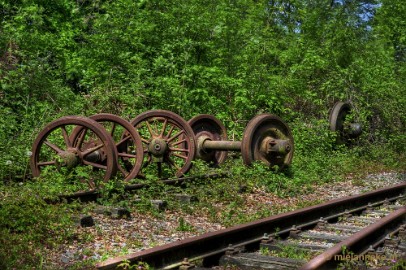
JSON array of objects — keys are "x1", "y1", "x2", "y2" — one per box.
[{"x1": 96, "y1": 183, "x2": 405, "y2": 270}]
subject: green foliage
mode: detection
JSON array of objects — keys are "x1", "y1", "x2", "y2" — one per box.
[
  {"x1": 176, "y1": 217, "x2": 194, "y2": 232},
  {"x1": 0, "y1": 182, "x2": 77, "y2": 269},
  {"x1": 118, "y1": 260, "x2": 151, "y2": 270},
  {"x1": 391, "y1": 258, "x2": 406, "y2": 270},
  {"x1": 267, "y1": 243, "x2": 313, "y2": 261}
]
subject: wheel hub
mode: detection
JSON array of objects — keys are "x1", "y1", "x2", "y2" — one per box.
[
  {"x1": 345, "y1": 123, "x2": 362, "y2": 138},
  {"x1": 260, "y1": 137, "x2": 292, "y2": 156},
  {"x1": 197, "y1": 134, "x2": 212, "y2": 153},
  {"x1": 148, "y1": 138, "x2": 169, "y2": 161},
  {"x1": 57, "y1": 149, "x2": 79, "y2": 169}
]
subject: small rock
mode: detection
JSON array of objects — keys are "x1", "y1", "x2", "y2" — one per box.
[
  {"x1": 80, "y1": 215, "x2": 95, "y2": 227},
  {"x1": 61, "y1": 251, "x2": 74, "y2": 264},
  {"x1": 111, "y1": 207, "x2": 131, "y2": 219},
  {"x1": 133, "y1": 194, "x2": 142, "y2": 203},
  {"x1": 173, "y1": 194, "x2": 198, "y2": 204},
  {"x1": 238, "y1": 185, "x2": 248, "y2": 193},
  {"x1": 93, "y1": 205, "x2": 110, "y2": 215},
  {"x1": 73, "y1": 215, "x2": 95, "y2": 227},
  {"x1": 151, "y1": 200, "x2": 167, "y2": 211}
]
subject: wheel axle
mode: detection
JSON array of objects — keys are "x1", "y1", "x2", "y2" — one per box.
[
  {"x1": 200, "y1": 139, "x2": 241, "y2": 152},
  {"x1": 189, "y1": 114, "x2": 294, "y2": 169}
]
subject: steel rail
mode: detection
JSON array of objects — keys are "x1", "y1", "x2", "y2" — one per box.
[
  {"x1": 300, "y1": 206, "x2": 406, "y2": 270},
  {"x1": 96, "y1": 183, "x2": 405, "y2": 270}
]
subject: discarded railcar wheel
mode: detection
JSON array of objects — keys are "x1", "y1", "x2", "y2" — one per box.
[
  {"x1": 30, "y1": 116, "x2": 118, "y2": 189},
  {"x1": 241, "y1": 114, "x2": 294, "y2": 169},
  {"x1": 130, "y1": 110, "x2": 196, "y2": 179},
  {"x1": 70, "y1": 113, "x2": 144, "y2": 181},
  {"x1": 329, "y1": 101, "x2": 362, "y2": 144},
  {"x1": 188, "y1": 114, "x2": 228, "y2": 166}
]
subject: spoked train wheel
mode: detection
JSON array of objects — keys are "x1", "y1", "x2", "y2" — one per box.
[
  {"x1": 130, "y1": 110, "x2": 196, "y2": 179},
  {"x1": 30, "y1": 116, "x2": 118, "y2": 189},
  {"x1": 70, "y1": 113, "x2": 144, "y2": 181}
]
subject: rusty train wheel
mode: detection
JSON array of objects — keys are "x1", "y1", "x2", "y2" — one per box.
[
  {"x1": 329, "y1": 101, "x2": 352, "y2": 144},
  {"x1": 188, "y1": 114, "x2": 228, "y2": 166},
  {"x1": 241, "y1": 114, "x2": 294, "y2": 169},
  {"x1": 130, "y1": 110, "x2": 196, "y2": 179},
  {"x1": 71, "y1": 114, "x2": 144, "y2": 181},
  {"x1": 30, "y1": 116, "x2": 118, "y2": 189}
]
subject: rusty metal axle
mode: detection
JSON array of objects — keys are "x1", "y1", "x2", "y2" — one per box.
[
  {"x1": 200, "y1": 137, "x2": 291, "y2": 155},
  {"x1": 199, "y1": 137, "x2": 242, "y2": 152}
]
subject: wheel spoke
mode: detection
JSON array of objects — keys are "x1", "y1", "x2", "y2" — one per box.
[
  {"x1": 166, "y1": 125, "x2": 175, "y2": 138},
  {"x1": 167, "y1": 130, "x2": 184, "y2": 143},
  {"x1": 110, "y1": 122, "x2": 117, "y2": 137},
  {"x1": 171, "y1": 138, "x2": 187, "y2": 146},
  {"x1": 75, "y1": 129, "x2": 88, "y2": 149},
  {"x1": 118, "y1": 164, "x2": 128, "y2": 176},
  {"x1": 83, "y1": 160, "x2": 107, "y2": 170},
  {"x1": 141, "y1": 137, "x2": 150, "y2": 144},
  {"x1": 172, "y1": 153, "x2": 188, "y2": 160},
  {"x1": 37, "y1": 160, "x2": 57, "y2": 166},
  {"x1": 118, "y1": 152, "x2": 138, "y2": 158},
  {"x1": 82, "y1": 144, "x2": 104, "y2": 157},
  {"x1": 160, "y1": 118, "x2": 168, "y2": 137},
  {"x1": 145, "y1": 121, "x2": 156, "y2": 137},
  {"x1": 169, "y1": 147, "x2": 189, "y2": 153},
  {"x1": 166, "y1": 157, "x2": 181, "y2": 171},
  {"x1": 153, "y1": 119, "x2": 160, "y2": 136},
  {"x1": 44, "y1": 140, "x2": 63, "y2": 154},
  {"x1": 116, "y1": 135, "x2": 131, "y2": 148},
  {"x1": 60, "y1": 126, "x2": 72, "y2": 147}
]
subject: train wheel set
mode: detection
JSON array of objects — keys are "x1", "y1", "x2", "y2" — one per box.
[{"x1": 30, "y1": 102, "x2": 361, "y2": 189}]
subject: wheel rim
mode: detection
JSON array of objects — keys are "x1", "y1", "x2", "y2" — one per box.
[
  {"x1": 130, "y1": 110, "x2": 196, "y2": 179},
  {"x1": 188, "y1": 114, "x2": 228, "y2": 166},
  {"x1": 329, "y1": 101, "x2": 351, "y2": 144},
  {"x1": 30, "y1": 116, "x2": 118, "y2": 189},
  {"x1": 70, "y1": 113, "x2": 144, "y2": 181},
  {"x1": 242, "y1": 114, "x2": 294, "y2": 169}
]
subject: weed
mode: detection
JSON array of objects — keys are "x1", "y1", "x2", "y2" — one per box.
[
  {"x1": 118, "y1": 260, "x2": 152, "y2": 270},
  {"x1": 274, "y1": 244, "x2": 313, "y2": 261},
  {"x1": 391, "y1": 258, "x2": 406, "y2": 270},
  {"x1": 260, "y1": 246, "x2": 271, "y2": 255},
  {"x1": 176, "y1": 217, "x2": 194, "y2": 232}
]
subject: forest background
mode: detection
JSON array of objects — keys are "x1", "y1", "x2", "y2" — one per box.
[
  {"x1": 1, "y1": 0, "x2": 405, "y2": 179},
  {"x1": 0, "y1": 0, "x2": 405, "y2": 268}
]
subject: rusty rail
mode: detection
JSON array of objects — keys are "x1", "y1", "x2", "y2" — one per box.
[
  {"x1": 96, "y1": 183, "x2": 405, "y2": 269},
  {"x1": 300, "y1": 206, "x2": 406, "y2": 270}
]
